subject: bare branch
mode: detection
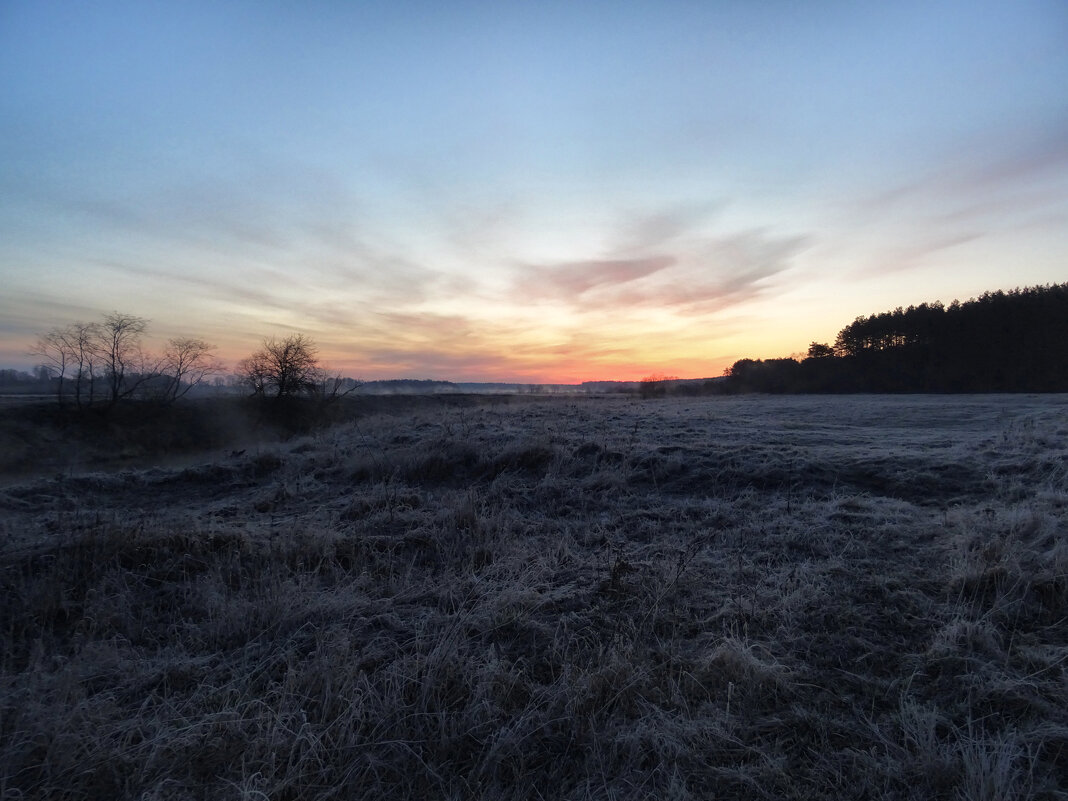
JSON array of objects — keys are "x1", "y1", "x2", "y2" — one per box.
[{"x1": 160, "y1": 337, "x2": 224, "y2": 401}]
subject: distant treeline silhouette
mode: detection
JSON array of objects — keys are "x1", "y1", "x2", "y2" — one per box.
[{"x1": 724, "y1": 283, "x2": 1068, "y2": 393}]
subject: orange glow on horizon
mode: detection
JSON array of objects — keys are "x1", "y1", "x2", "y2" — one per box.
[{"x1": 3, "y1": 321, "x2": 798, "y2": 386}]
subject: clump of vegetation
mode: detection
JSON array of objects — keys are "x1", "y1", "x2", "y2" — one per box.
[{"x1": 2, "y1": 394, "x2": 1067, "y2": 799}]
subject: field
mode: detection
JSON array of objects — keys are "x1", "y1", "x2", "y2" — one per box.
[{"x1": 2, "y1": 394, "x2": 1067, "y2": 799}]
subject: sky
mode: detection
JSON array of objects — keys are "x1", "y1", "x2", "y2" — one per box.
[{"x1": 2, "y1": 0, "x2": 1067, "y2": 383}]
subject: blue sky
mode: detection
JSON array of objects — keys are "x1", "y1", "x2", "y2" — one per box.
[{"x1": 2, "y1": 0, "x2": 1066, "y2": 381}]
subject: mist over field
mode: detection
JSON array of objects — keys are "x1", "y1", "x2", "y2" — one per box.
[{"x1": 2, "y1": 394, "x2": 1066, "y2": 799}]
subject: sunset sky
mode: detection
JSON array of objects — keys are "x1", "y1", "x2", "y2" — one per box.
[{"x1": 2, "y1": 1, "x2": 1067, "y2": 382}]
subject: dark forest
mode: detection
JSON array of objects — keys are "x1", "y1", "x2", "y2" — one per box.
[{"x1": 724, "y1": 283, "x2": 1068, "y2": 393}]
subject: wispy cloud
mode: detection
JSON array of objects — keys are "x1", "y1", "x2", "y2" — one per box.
[
  {"x1": 0, "y1": 293, "x2": 111, "y2": 339},
  {"x1": 823, "y1": 121, "x2": 1068, "y2": 278},
  {"x1": 855, "y1": 120, "x2": 1068, "y2": 232},
  {"x1": 955, "y1": 123, "x2": 1068, "y2": 197},
  {"x1": 859, "y1": 232, "x2": 984, "y2": 277},
  {"x1": 615, "y1": 203, "x2": 723, "y2": 253},
  {"x1": 510, "y1": 223, "x2": 807, "y2": 315},
  {"x1": 95, "y1": 259, "x2": 291, "y2": 311},
  {"x1": 517, "y1": 255, "x2": 676, "y2": 300},
  {"x1": 6, "y1": 157, "x2": 446, "y2": 312}
]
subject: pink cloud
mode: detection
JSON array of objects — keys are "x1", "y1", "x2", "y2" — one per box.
[{"x1": 516, "y1": 255, "x2": 676, "y2": 299}]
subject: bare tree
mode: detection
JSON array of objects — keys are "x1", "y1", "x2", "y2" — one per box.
[
  {"x1": 237, "y1": 351, "x2": 271, "y2": 396},
  {"x1": 31, "y1": 328, "x2": 72, "y2": 406},
  {"x1": 308, "y1": 367, "x2": 362, "y2": 403},
  {"x1": 98, "y1": 312, "x2": 152, "y2": 407},
  {"x1": 238, "y1": 334, "x2": 320, "y2": 398},
  {"x1": 32, "y1": 321, "x2": 104, "y2": 409},
  {"x1": 159, "y1": 337, "x2": 223, "y2": 402},
  {"x1": 71, "y1": 322, "x2": 104, "y2": 407}
]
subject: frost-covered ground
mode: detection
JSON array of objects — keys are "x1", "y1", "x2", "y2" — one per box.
[{"x1": 2, "y1": 395, "x2": 1067, "y2": 799}]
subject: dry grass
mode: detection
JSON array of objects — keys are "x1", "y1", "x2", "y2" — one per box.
[{"x1": 2, "y1": 394, "x2": 1067, "y2": 799}]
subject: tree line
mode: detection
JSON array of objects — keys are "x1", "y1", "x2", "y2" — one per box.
[
  {"x1": 32, "y1": 314, "x2": 355, "y2": 410},
  {"x1": 31, "y1": 284, "x2": 1065, "y2": 406},
  {"x1": 32, "y1": 313, "x2": 222, "y2": 409},
  {"x1": 723, "y1": 283, "x2": 1068, "y2": 393}
]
